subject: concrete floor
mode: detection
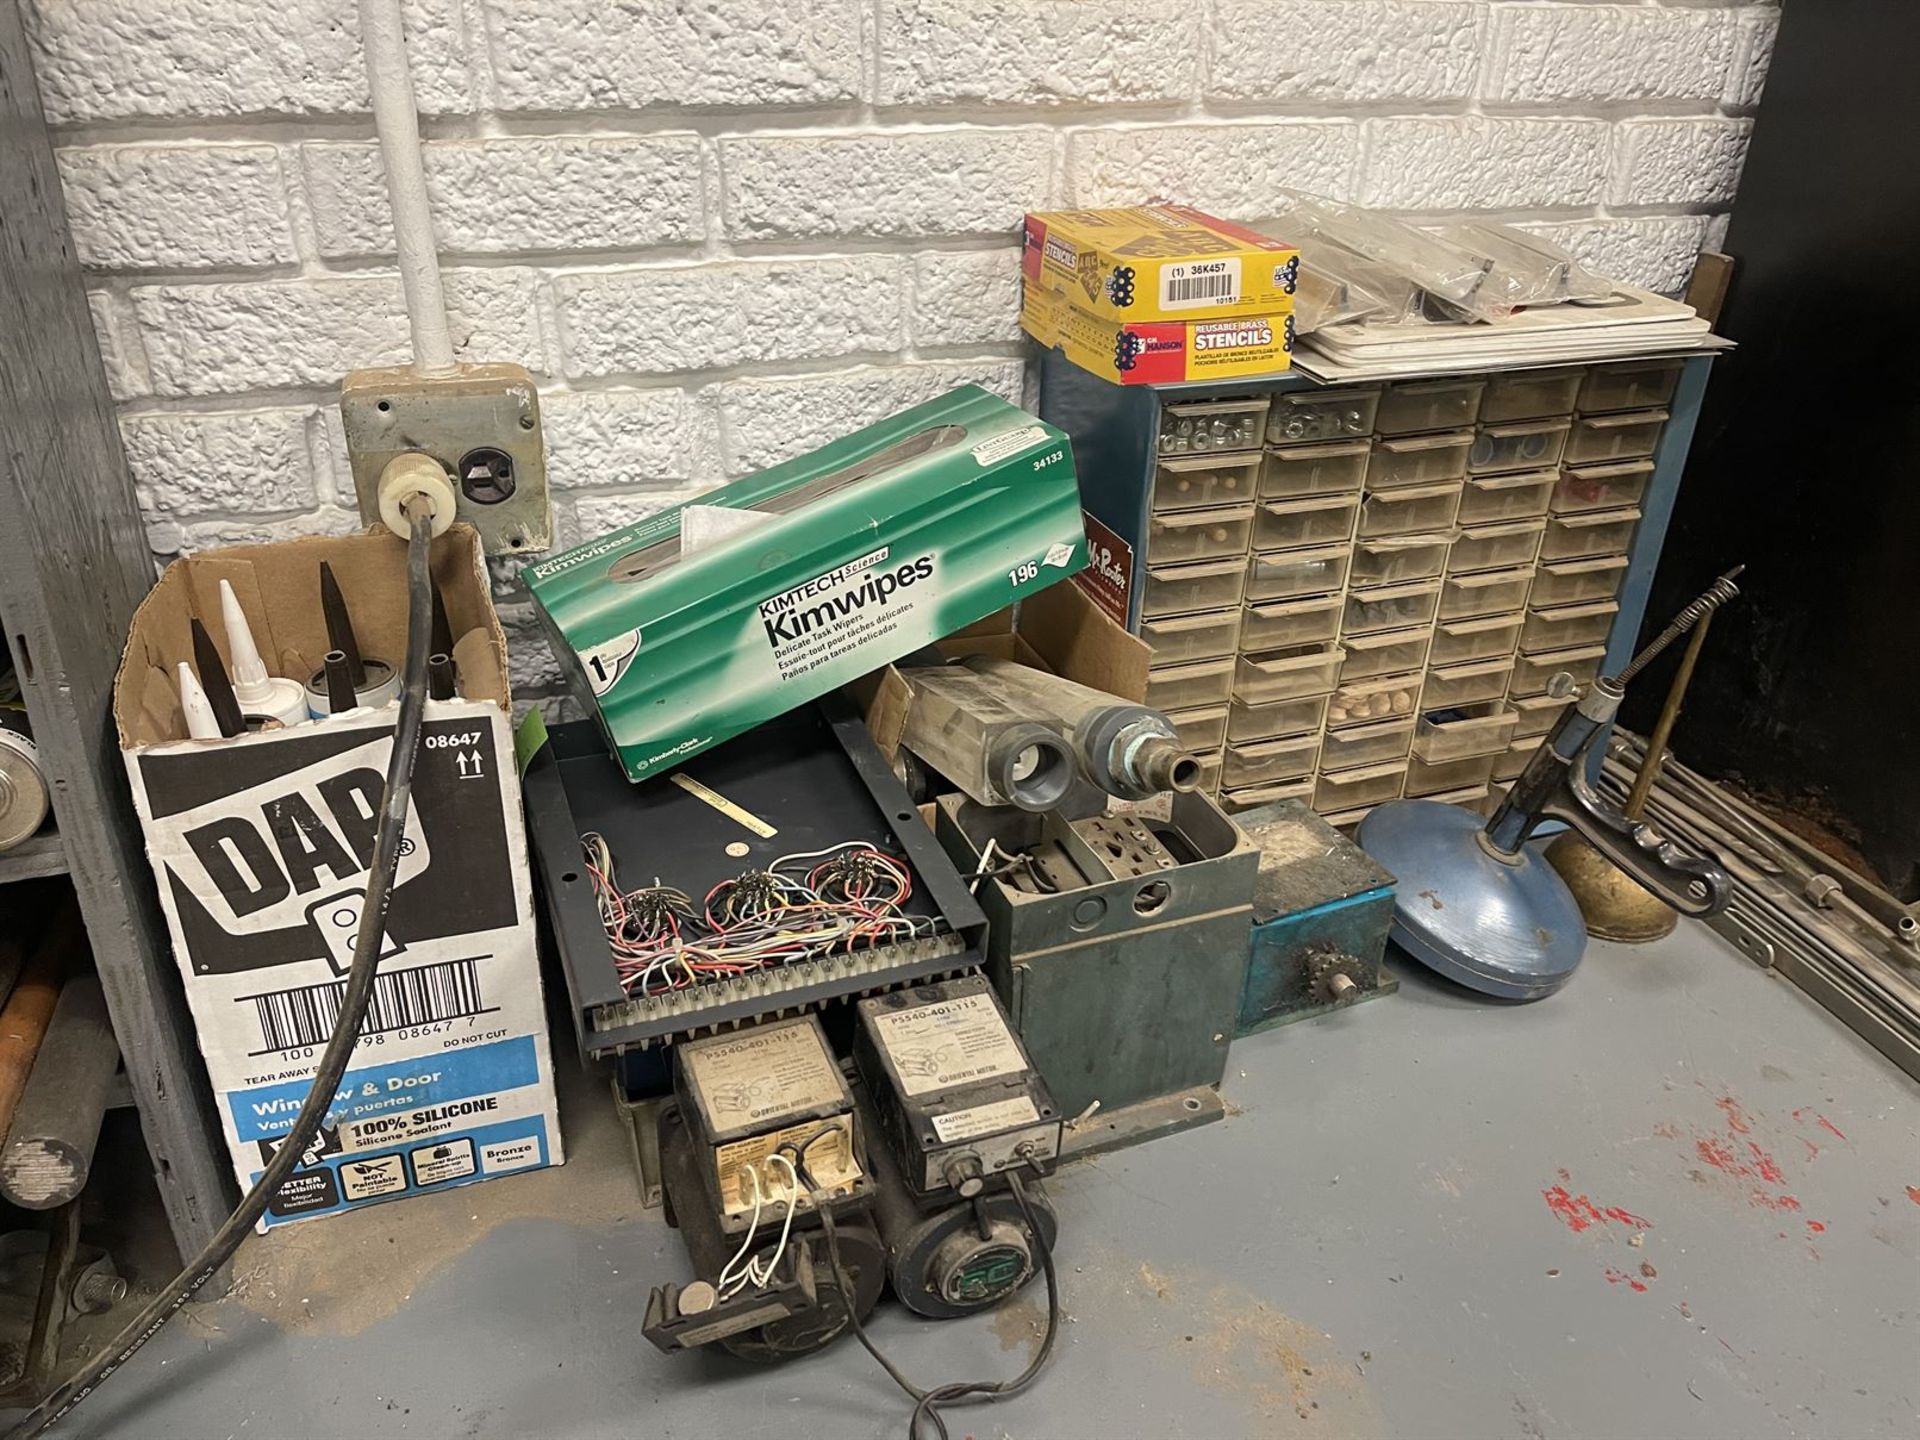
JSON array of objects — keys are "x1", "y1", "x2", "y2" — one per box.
[{"x1": 28, "y1": 920, "x2": 1920, "y2": 1440}]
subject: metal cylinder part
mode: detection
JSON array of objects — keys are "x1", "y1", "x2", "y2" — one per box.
[
  {"x1": 897, "y1": 665, "x2": 1077, "y2": 811},
  {"x1": 0, "y1": 709, "x2": 49, "y2": 853},
  {"x1": 962, "y1": 657, "x2": 1199, "y2": 801}
]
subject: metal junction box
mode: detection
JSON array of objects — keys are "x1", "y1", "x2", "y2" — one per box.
[
  {"x1": 854, "y1": 975, "x2": 1061, "y2": 1198},
  {"x1": 933, "y1": 792, "x2": 1257, "y2": 1142},
  {"x1": 1233, "y1": 800, "x2": 1397, "y2": 1035}
]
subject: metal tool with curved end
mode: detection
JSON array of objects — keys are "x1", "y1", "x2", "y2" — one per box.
[{"x1": 1359, "y1": 572, "x2": 1741, "y2": 1000}]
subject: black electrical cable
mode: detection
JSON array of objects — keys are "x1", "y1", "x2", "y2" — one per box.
[
  {"x1": 3, "y1": 503, "x2": 439, "y2": 1439},
  {"x1": 817, "y1": 1168, "x2": 1061, "y2": 1440}
]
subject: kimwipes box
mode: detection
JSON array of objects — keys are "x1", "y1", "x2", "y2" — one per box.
[
  {"x1": 1022, "y1": 206, "x2": 1301, "y2": 323},
  {"x1": 525, "y1": 385, "x2": 1089, "y2": 784},
  {"x1": 113, "y1": 525, "x2": 562, "y2": 1228}
]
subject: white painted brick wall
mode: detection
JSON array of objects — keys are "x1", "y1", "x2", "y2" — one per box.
[{"x1": 26, "y1": 0, "x2": 1780, "y2": 706}]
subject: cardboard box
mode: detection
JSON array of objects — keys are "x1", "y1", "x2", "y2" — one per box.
[
  {"x1": 1022, "y1": 206, "x2": 1300, "y2": 323},
  {"x1": 113, "y1": 526, "x2": 562, "y2": 1228},
  {"x1": 1021, "y1": 282, "x2": 1294, "y2": 386},
  {"x1": 525, "y1": 385, "x2": 1089, "y2": 784}
]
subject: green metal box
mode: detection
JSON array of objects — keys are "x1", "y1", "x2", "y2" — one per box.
[
  {"x1": 525, "y1": 386, "x2": 1088, "y2": 782},
  {"x1": 1234, "y1": 800, "x2": 1398, "y2": 1034},
  {"x1": 933, "y1": 793, "x2": 1258, "y2": 1140}
]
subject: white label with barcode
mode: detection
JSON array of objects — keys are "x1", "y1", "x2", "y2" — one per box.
[{"x1": 1160, "y1": 258, "x2": 1241, "y2": 310}]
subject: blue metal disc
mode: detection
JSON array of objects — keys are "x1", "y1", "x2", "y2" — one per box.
[{"x1": 1357, "y1": 800, "x2": 1586, "y2": 1001}]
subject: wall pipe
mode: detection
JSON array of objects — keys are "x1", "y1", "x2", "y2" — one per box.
[{"x1": 357, "y1": 0, "x2": 455, "y2": 377}]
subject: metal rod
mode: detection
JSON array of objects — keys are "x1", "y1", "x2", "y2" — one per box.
[{"x1": 1624, "y1": 609, "x2": 1714, "y2": 819}]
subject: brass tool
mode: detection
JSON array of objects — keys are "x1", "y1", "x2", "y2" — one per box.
[{"x1": 1547, "y1": 567, "x2": 1743, "y2": 941}]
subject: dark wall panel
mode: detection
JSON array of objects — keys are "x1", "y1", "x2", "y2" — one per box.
[{"x1": 1635, "y1": 4, "x2": 1920, "y2": 895}]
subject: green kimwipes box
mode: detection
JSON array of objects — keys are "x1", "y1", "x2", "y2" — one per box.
[{"x1": 525, "y1": 386, "x2": 1089, "y2": 783}]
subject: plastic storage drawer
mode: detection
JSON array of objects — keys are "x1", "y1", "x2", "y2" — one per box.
[
  {"x1": 1148, "y1": 503, "x2": 1257, "y2": 564},
  {"x1": 1579, "y1": 358, "x2": 1683, "y2": 414},
  {"x1": 1254, "y1": 494, "x2": 1360, "y2": 552},
  {"x1": 1241, "y1": 593, "x2": 1343, "y2": 652},
  {"x1": 1234, "y1": 643, "x2": 1345, "y2": 704},
  {"x1": 1422, "y1": 657, "x2": 1514, "y2": 710},
  {"x1": 1564, "y1": 409, "x2": 1667, "y2": 465},
  {"x1": 1438, "y1": 565, "x2": 1534, "y2": 621},
  {"x1": 1314, "y1": 760, "x2": 1408, "y2": 813},
  {"x1": 1376, "y1": 378, "x2": 1486, "y2": 436},
  {"x1": 1319, "y1": 716, "x2": 1414, "y2": 770},
  {"x1": 1553, "y1": 459, "x2": 1652, "y2": 516},
  {"x1": 1167, "y1": 702, "x2": 1229, "y2": 754},
  {"x1": 1356, "y1": 482, "x2": 1463, "y2": 539},
  {"x1": 1159, "y1": 396, "x2": 1270, "y2": 455},
  {"x1": 1221, "y1": 778, "x2": 1314, "y2": 815},
  {"x1": 1458, "y1": 469, "x2": 1555, "y2": 526},
  {"x1": 1327, "y1": 674, "x2": 1419, "y2": 728},
  {"x1": 1468, "y1": 418, "x2": 1569, "y2": 475},
  {"x1": 1510, "y1": 644, "x2": 1606, "y2": 698},
  {"x1": 1413, "y1": 701, "x2": 1518, "y2": 762},
  {"x1": 1140, "y1": 558, "x2": 1247, "y2": 618},
  {"x1": 1223, "y1": 733, "x2": 1322, "y2": 791},
  {"x1": 1540, "y1": 508, "x2": 1639, "y2": 562},
  {"x1": 1482, "y1": 367, "x2": 1585, "y2": 423},
  {"x1": 1510, "y1": 694, "x2": 1567, "y2": 740},
  {"x1": 1366, "y1": 431, "x2": 1473, "y2": 490},
  {"x1": 1265, "y1": 386, "x2": 1381, "y2": 445},
  {"x1": 1340, "y1": 627, "x2": 1434, "y2": 682},
  {"x1": 1349, "y1": 534, "x2": 1454, "y2": 588},
  {"x1": 1405, "y1": 751, "x2": 1499, "y2": 798},
  {"x1": 1226, "y1": 692, "x2": 1330, "y2": 744},
  {"x1": 1529, "y1": 555, "x2": 1628, "y2": 608},
  {"x1": 1244, "y1": 544, "x2": 1352, "y2": 603},
  {"x1": 1494, "y1": 739, "x2": 1533, "y2": 783},
  {"x1": 1144, "y1": 657, "x2": 1234, "y2": 713},
  {"x1": 1153, "y1": 453, "x2": 1262, "y2": 512},
  {"x1": 1342, "y1": 579, "x2": 1442, "y2": 636},
  {"x1": 1449, "y1": 518, "x2": 1545, "y2": 574},
  {"x1": 1258, "y1": 440, "x2": 1370, "y2": 500},
  {"x1": 1429, "y1": 612, "x2": 1523, "y2": 667},
  {"x1": 1520, "y1": 600, "x2": 1618, "y2": 652},
  {"x1": 1140, "y1": 607, "x2": 1243, "y2": 664}
]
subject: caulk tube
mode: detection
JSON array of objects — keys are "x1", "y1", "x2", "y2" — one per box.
[
  {"x1": 176, "y1": 663, "x2": 222, "y2": 740},
  {"x1": 962, "y1": 657, "x2": 1201, "y2": 801},
  {"x1": 219, "y1": 579, "x2": 309, "y2": 728},
  {"x1": 305, "y1": 561, "x2": 398, "y2": 717}
]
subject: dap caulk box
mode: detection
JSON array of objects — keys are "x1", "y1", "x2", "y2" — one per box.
[
  {"x1": 113, "y1": 525, "x2": 562, "y2": 1228},
  {"x1": 524, "y1": 385, "x2": 1088, "y2": 784}
]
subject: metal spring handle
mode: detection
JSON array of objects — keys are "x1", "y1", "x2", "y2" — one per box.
[{"x1": 1613, "y1": 567, "x2": 1743, "y2": 686}]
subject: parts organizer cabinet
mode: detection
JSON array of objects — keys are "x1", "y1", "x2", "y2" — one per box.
[
  {"x1": 1039, "y1": 347, "x2": 1711, "y2": 828},
  {"x1": 0, "y1": 6, "x2": 233, "y2": 1258}
]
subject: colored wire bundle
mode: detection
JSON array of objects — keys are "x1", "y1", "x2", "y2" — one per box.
[{"x1": 580, "y1": 836, "x2": 940, "y2": 997}]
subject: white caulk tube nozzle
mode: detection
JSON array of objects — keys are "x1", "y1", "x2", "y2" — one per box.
[
  {"x1": 218, "y1": 578, "x2": 311, "y2": 728},
  {"x1": 177, "y1": 662, "x2": 222, "y2": 740},
  {"x1": 219, "y1": 579, "x2": 268, "y2": 694}
]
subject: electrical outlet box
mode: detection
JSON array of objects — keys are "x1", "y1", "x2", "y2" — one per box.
[{"x1": 341, "y1": 362, "x2": 550, "y2": 556}]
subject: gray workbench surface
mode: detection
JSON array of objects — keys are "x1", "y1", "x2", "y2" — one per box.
[{"x1": 44, "y1": 922, "x2": 1920, "y2": 1439}]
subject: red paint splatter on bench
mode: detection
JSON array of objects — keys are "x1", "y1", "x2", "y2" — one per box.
[{"x1": 1542, "y1": 1186, "x2": 1652, "y2": 1234}]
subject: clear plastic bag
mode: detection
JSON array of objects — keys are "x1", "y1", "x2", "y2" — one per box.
[
  {"x1": 1275, "y1": 191, "x2": 1510, "y2": 322},
  {"x1": 1430, "y1": 222, "x2": 1614, "y2": 307},
  {"x1": 1286, "y1": 236, "x2": 1402, "y2": 332}
]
